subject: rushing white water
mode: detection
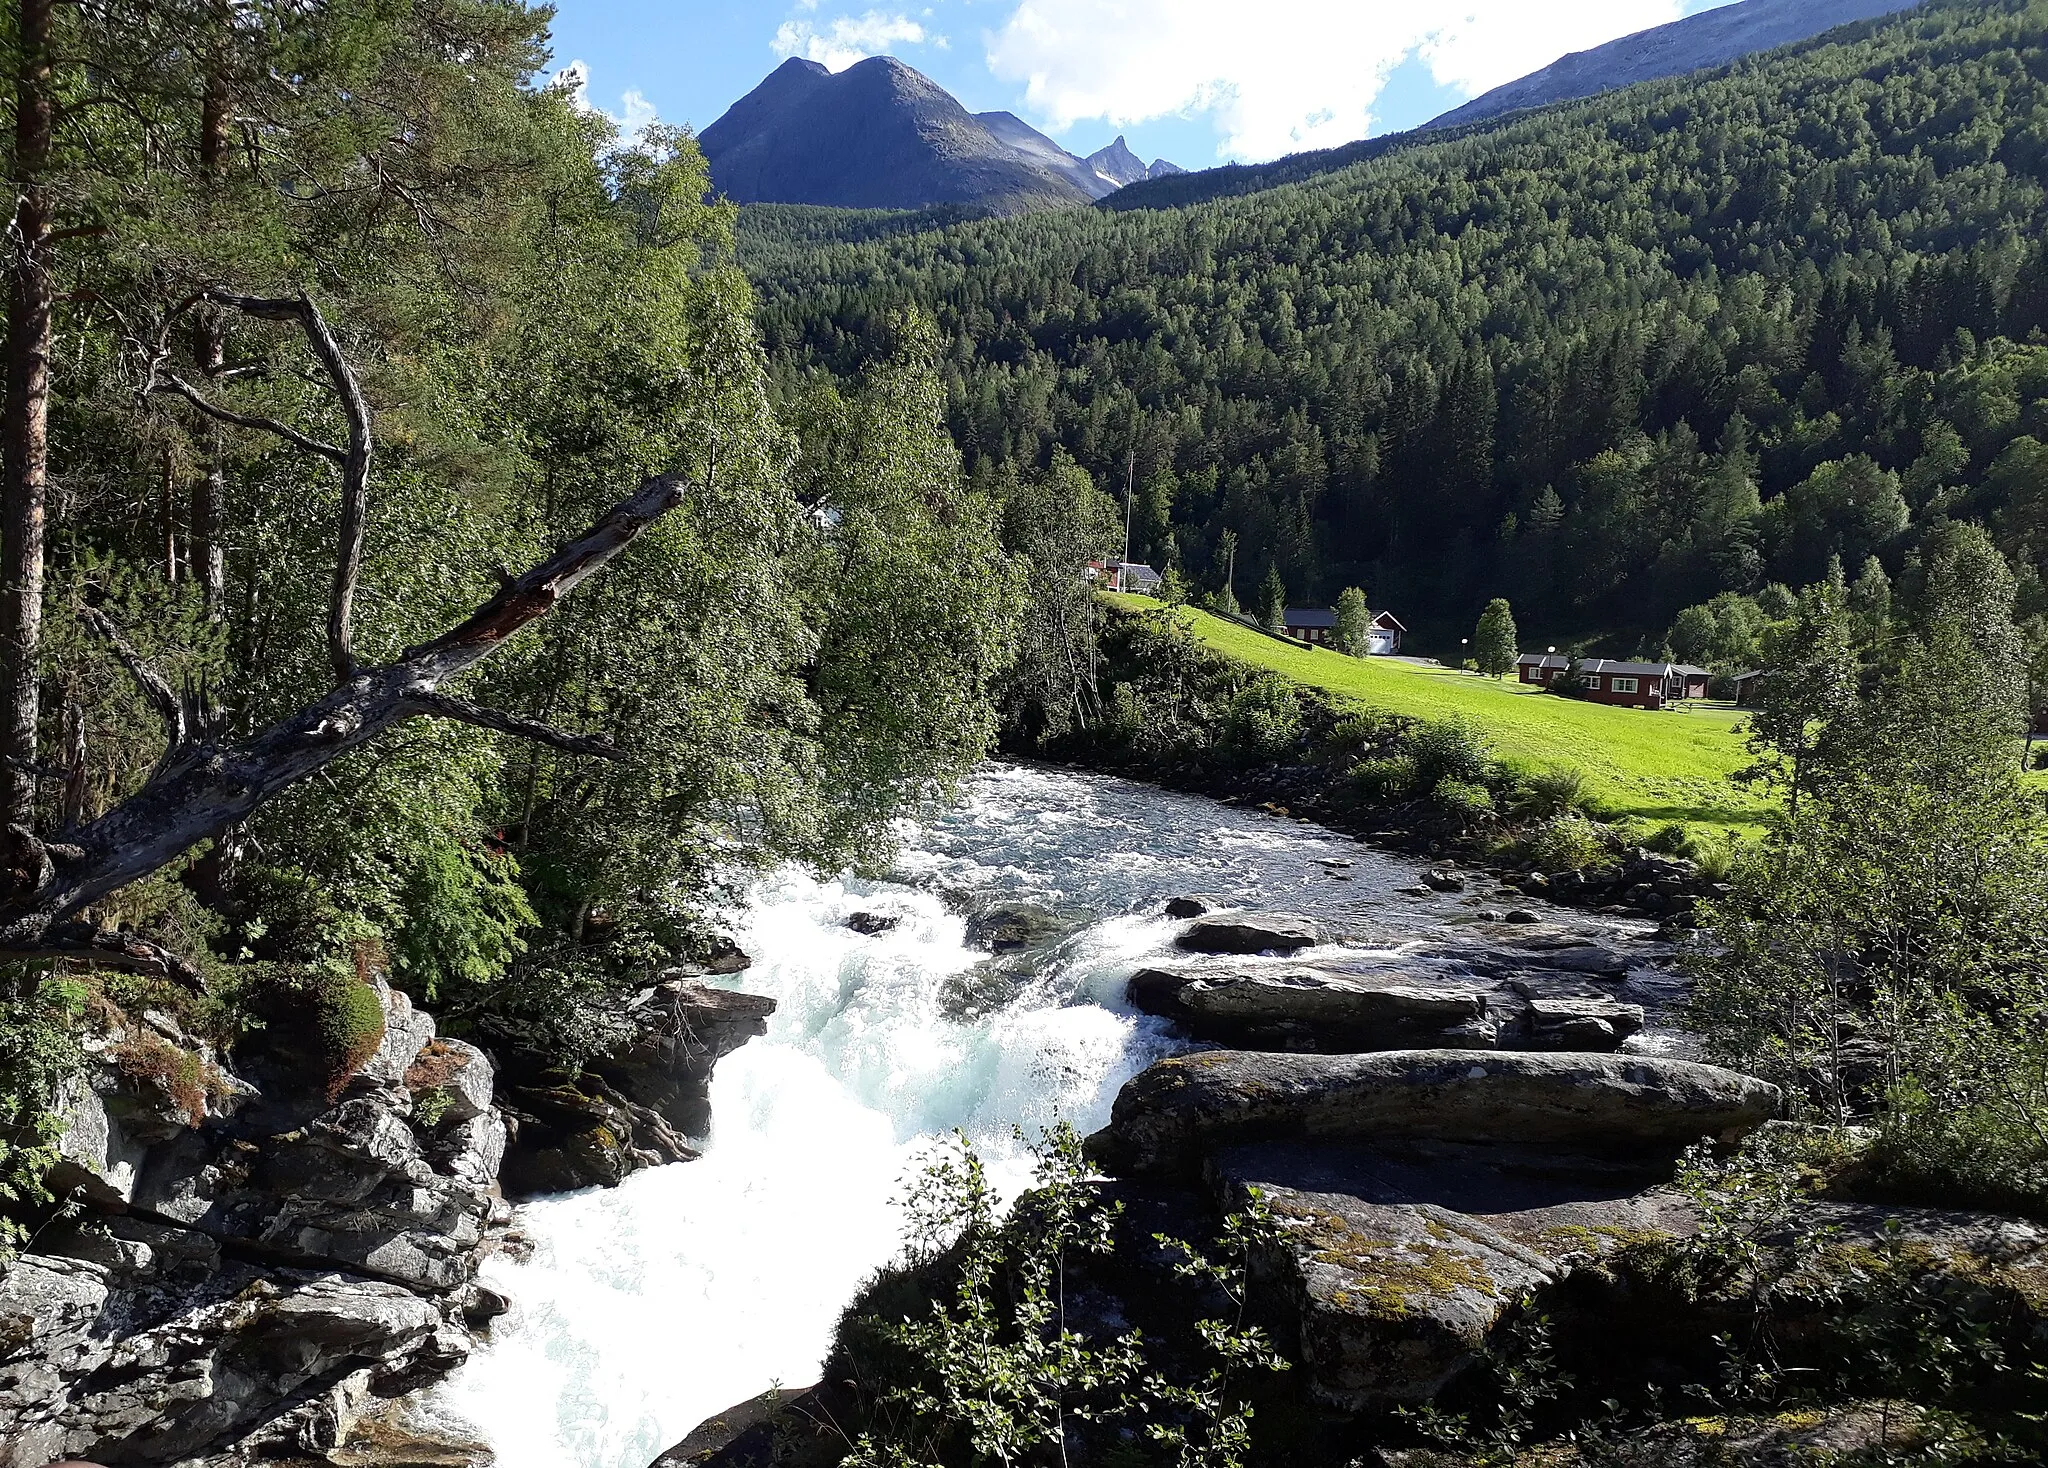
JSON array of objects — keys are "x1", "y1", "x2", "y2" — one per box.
[{"x1": 433, "y1": 762, "x2": 1592, "y2": 1466}]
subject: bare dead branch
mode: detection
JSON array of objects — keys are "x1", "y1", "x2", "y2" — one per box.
[
  {"x1": 405, "y1": 692, "x2": 623, "y2": 759},
  {"x1": 154, "y1": 371, "x2": 345, "y2": 461},
  {"x1": 0, "y1": 470, "x2": 690, "y2": 958},
  {"x1": 0, "y1": 921, "x2": 206, "y2": 990},
  {"x1": 199, "y1": 289, "x2": 373, "y2": 684},
  {"x1": 77, "y1": 604, "x2": 183, "y2": 743}
]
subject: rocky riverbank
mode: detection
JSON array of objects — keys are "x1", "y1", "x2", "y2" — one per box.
[
  {"x1": 663, "y1": 894, "x2": 2048, "y2": 1468},
  {"x1": 0, "y1": 964, "x2": 775, "y2": 1466}
]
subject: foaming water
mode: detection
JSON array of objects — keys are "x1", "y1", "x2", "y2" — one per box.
[{"x1": 434, "y1": 762, "x2": 1595, "y2": 1465}]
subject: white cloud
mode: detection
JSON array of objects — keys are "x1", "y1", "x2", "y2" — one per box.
[
  {"x1": 985, "y1": 1, "x2": 1689, "y2": 162},
  {"x1": 551, "y1": 59, "x2": 659, "y2": 145},
  {"x1": 773, "y1": 10, "x2": 938, "y2": 72}
]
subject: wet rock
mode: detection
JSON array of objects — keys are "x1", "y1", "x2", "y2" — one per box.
[
  {"x1": 1091, "y1": 1050, "x2": 1782, "y2": 1179},
  {"x1": 1127, "y1": 967, "x2": 1485, "y2": 1050},
  {"x1": 1163, "y1": 893, "x2": 1236, "y2": 919},
  {"x1": 590, "y1": 978, "x2": 776, "y2": 1138},
  {"x1": 844, "y1": 911, "x2": 900, "y2": 935},
  {"x1": 498, "y1": 1073, "x2": 696, "y2": 1196},
  {"x1": 965, "y1": 903, "x2": 1069, "y2": 952},
  {"x1": 1527, "y1": 997, "x2": 1646, "y2": 1049},
  {"x1": 651, "y1": 1386, "x2": 836, "y2": 1468},
  {"x1": 1512, "y1": 940, "x2": 1638, "y2": 977},
  {"x1": 1176, "y1": 912, "x2": 1322, "y2": 955},
  {"x1": 1422, "y1": 870, "x2": 1465, "y2": 893},
  {"x1": 1503, "y1": 910, "x2": 1540, "y2": 925}
]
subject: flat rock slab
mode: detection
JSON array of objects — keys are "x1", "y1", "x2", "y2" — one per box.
[
  {"x1": 1091, "y1": 1049, "x2": 1782, "y2": 1178},
  {"x1": 1212, "y1": 1140, "x2": 1697, "y2": 1411},
  {"x1": 1128, "y1": 967, "x2": 1485, "y2": 1048},
  {"x1": 1176, "y1": 913, "x2": 1322, "y2": 955}
]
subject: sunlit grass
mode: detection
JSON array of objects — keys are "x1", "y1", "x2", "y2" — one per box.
[{"x1": 1106, "y1": 594, "x2": 1770, "y2": 837}]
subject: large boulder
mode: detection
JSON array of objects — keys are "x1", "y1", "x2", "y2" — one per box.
[
  {"x1": 1127, "y1": 967, "x2": 1487, "y2": 1050},
  {"x1": 1090, "y1": 1049, "x2": 1782, "y2": 1178},
  {"x1": 1176, "y1": 912, "x2": 1322, "y2": 955},
  {"x1": 0, "y1": 1244, "x2": 460, "y2": 1467},
  {"x1": 495, "y1": 976, "x2": 774, "y2": 1193},
  {"x1": 1212, "y1": 1138, "x2": 1695, "y2": 1411},
  {"x1": 590, "y1": 976, "x2": 776, "y2": 1137}
]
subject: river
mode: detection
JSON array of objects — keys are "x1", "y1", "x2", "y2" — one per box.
[{"x1": 433, "y1": 761, "x2": 1656, "y2": 1467}]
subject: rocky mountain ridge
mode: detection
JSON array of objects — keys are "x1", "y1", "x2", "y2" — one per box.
[
  {"x1": 1423, "y1": 0, "x2": 1923, "y2": 131},
  {"x1": 700, "y1": 56, "x2": 1179, "y2": 214}
]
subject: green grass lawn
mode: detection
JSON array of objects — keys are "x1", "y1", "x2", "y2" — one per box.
[{"x1": 1106, "y1": 594, "x2": 1770, "y2": 837}]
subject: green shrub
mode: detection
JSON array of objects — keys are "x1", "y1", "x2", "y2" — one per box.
[
  {"x1": 1221, "y1": 675, "x2": 1303, "y2": 759},
  {"x1": 0, "y1": 977, "x2": 86, "y2": 1255},
  {"x1": 393, "y1": 839, "x2": 537, "y2": 1002},
  {"x1": 1349, "y1": 753, "x2": 1418, "y2": 802},
  {"x1": 1407, "y1": 718, "x2": 1489, "y2": 792},
  {"x1": 1643, "y1": 821, "x2": 1693, "y2": 856},
  {"x1": 1325, "y1": 709, "x2": 1393, "y2": 753},
  {"x1": 1434, "y1": 778, "x2": 1495, "y2": 818},
  {"x1": 1525, "y1": 813, "x2": 1611, "y2": 872},
  {"x1": 835, "y1": 1125, "x2": 1288, "y2": 1468},
  {"x1": 1507, "y1": 764, "x2": 1586, "y2": 821}
]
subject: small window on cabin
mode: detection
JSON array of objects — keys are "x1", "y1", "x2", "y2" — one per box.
[
  {"x1": 1584, "y1": 677, "x2": 1602, "y2": 690},
  {"x1": 1611, "y1": 677, "x2": 1638, "y2": 694}
]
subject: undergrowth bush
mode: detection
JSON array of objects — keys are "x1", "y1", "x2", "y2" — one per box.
[
  {"x1": 835, "y1": 1124, "x2": 1289, "y2": 1468},
  {"x1": 1407, "y1": 718, "x2": 1489, "y2": 793},
  {"x1": 1348, "y1": 754, "x2": 1418, "y2": 802},
  {"x1": 1221, "y1": 676, "x2": 1303, "y2": 761},
  {"x1": 0, "y1": 975, "x2": 87, "y2": 1255},
  {"x1": 1504, "y1": 764, "x2": 1585, "y2": 821},
  {"x1": 1432, "y1": 778, "x2": 1494, "y2": 819},
  {"x1": 1521, "y1": 814, "x2": 1610, "y2": 872}
]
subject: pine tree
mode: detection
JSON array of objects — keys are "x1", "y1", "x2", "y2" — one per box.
[{"x1": 1474, "y1": 599, "x2": 1519, "y2": 678}]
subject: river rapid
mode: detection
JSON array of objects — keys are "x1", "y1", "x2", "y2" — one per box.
[{"x1": 434, "y1": 761, "x2": 1652, "y2": 1467}]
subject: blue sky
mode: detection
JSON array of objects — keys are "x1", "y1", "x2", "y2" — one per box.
[{"x1": 550, "y1": 1, "x2": 1740, "y2": 170}]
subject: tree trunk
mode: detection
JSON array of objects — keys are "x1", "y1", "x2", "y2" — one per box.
[
  {"x1": 1, "y1": 0, "x2": 54, "y2": 828},
  {"x1": 192, "y1": 68, "x2": 231, "y2": 616}
]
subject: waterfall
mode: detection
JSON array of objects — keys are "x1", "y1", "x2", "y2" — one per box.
[{"x1": 431, "y1": 763, "x2": 1463, "y2": 1466}]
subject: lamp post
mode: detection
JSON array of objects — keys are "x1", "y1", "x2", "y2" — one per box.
[{"x1": 1461, "y1": 637, "x2": 1469, "y2": 672}]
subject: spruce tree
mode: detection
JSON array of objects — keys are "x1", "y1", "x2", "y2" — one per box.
[{"x1": 1259, "y1": 563, "x2": 1287, "y2": 632}]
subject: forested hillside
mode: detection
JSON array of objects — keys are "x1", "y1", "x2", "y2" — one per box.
[{"x1": 750, "y1": 0, "x2": 2048, "y2": 653}]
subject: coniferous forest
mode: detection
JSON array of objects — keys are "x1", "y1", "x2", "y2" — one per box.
[{"x1": 748, "y1": 0, "x2": 2048, "y2": 660}]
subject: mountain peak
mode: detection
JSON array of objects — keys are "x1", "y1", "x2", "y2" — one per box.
[
  {"x1": 1086, "y1": 135, "x2": 1180, "y2": 188},
  {"x1": 701, "y1": 56, "x2": 1100, "y2": 214}
]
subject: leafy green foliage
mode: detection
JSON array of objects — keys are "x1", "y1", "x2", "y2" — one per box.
[
  {"x1": 1690, "y1": 524, "x2": 2048, "y2": 1210},
  {"x1": 1333, "y1": 587, "x2": 1371, "y2": 657},
  {"x1": 1473, "y1": 599, "x2": 1518, "y2": 678},
  {"x1": 837, "y1": 1125, "x2": 1287, "y2": 1468},
  {"x1": 0, "y1": 978, "x2": 86, "y2": 1256}
]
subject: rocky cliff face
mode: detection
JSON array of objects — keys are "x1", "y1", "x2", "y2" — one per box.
[{"x1": 0, "y1": 966, "x2": 774, "y2": 1465}]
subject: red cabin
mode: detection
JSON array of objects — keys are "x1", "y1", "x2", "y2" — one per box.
[{"x1": 1516, "y1": 654, "x2": 1710, "y2": 710}]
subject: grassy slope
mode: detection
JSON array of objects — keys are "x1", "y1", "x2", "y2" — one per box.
[{"x1": 1108, "y1": 595, "x2": 1769, "y2": 836}]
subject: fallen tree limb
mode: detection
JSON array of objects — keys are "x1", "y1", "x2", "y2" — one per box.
[{"x1": 0, "y1": 471, "x2": 690, "y2": 983}]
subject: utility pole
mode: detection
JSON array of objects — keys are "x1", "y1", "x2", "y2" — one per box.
[{"x1": 1122, "y1": 446, "x2": 1135, "y2": 578}]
